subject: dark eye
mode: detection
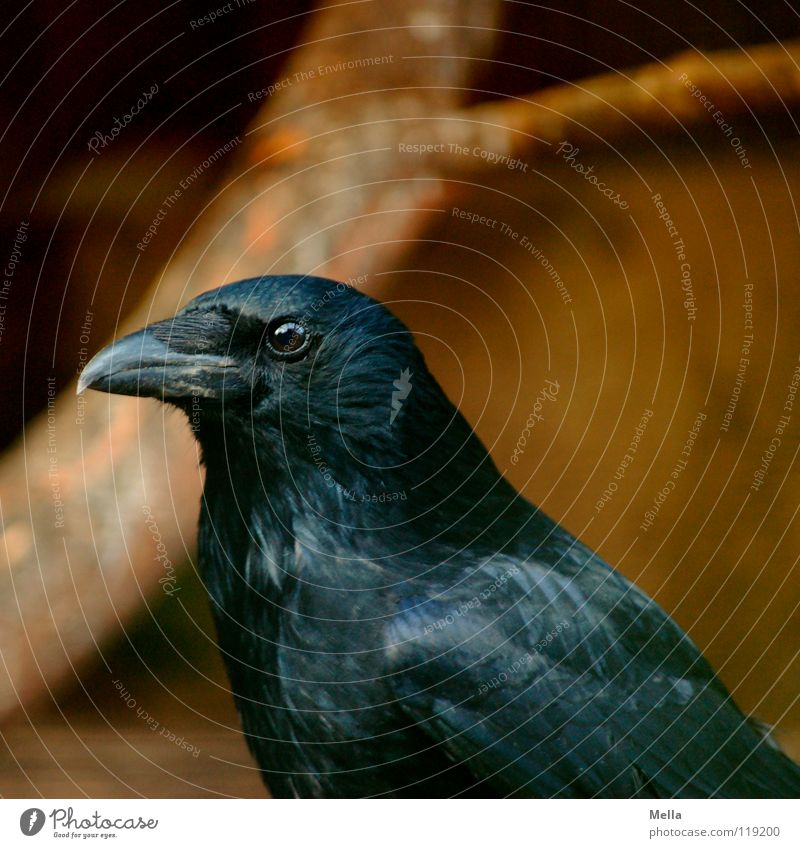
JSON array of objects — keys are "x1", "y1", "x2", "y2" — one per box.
[{"x1": 266, "y1": 319, "x2": 308, "y2": 356}]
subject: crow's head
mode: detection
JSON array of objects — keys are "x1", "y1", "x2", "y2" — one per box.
[
  {"x1": 81, "y1": 275, "x2": 421, "y2": 420},
  {"x1": 79, "y1": 276, "x2": 465, "y2": 476}
]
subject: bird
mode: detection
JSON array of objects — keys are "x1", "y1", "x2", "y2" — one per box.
[{"x1": 78, "y1": 274, "x2": 800, "y2": 798}]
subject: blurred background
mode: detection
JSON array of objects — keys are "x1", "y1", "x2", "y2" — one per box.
[{"x1": 1, "y1": 0, "x2": 800, "y2": 796}]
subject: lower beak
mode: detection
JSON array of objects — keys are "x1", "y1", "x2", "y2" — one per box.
[{"x1": 77, "y1": 325, "x2": 245, "y2": 401}]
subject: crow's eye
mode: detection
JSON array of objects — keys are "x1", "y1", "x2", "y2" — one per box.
[{"x1": 266, "y1": 319, "x2": 308, "y2": 357}]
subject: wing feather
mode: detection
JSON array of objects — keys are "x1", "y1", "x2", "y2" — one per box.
[{"x1": 387, "y1": 543, "x2": 800, "y2": 798}]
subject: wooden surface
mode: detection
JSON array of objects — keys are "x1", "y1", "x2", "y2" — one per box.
[{"x1": 0, "y1": 575, "x2": 266, "y2": 798}]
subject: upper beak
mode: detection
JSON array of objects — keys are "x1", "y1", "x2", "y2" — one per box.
[{"x1": 77, "y1": 315, "x2": 247, "y2": 401}]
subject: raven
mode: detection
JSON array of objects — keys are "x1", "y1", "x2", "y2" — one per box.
[{"x1": 79, "y1": 275, "x2": 800, "y2": 798}]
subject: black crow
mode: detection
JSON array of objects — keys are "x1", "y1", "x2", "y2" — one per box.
[{"x1": 79, "y1": 275, "x2": 800, "y2": 798}]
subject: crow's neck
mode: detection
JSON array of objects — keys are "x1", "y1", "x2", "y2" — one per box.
[{"x1": 197, "y1": 402, "x2": 539, "y2": 603}]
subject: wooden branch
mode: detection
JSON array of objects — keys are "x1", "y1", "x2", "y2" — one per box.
[
  {"x1": 441, "y1": 39, "x2": 800, "y2": 170},
  {"x1": 0, "y1": 0, "x2": 504, "y2": 721}
]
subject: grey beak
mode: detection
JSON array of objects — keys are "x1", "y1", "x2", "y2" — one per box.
[{"x1": 77, "y1": 320, "x2": 246, "y2": 401}]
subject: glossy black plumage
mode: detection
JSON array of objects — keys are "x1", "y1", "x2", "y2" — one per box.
[{"x1": 79, "y1": 275, "x2": 800, "y2": 798}]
